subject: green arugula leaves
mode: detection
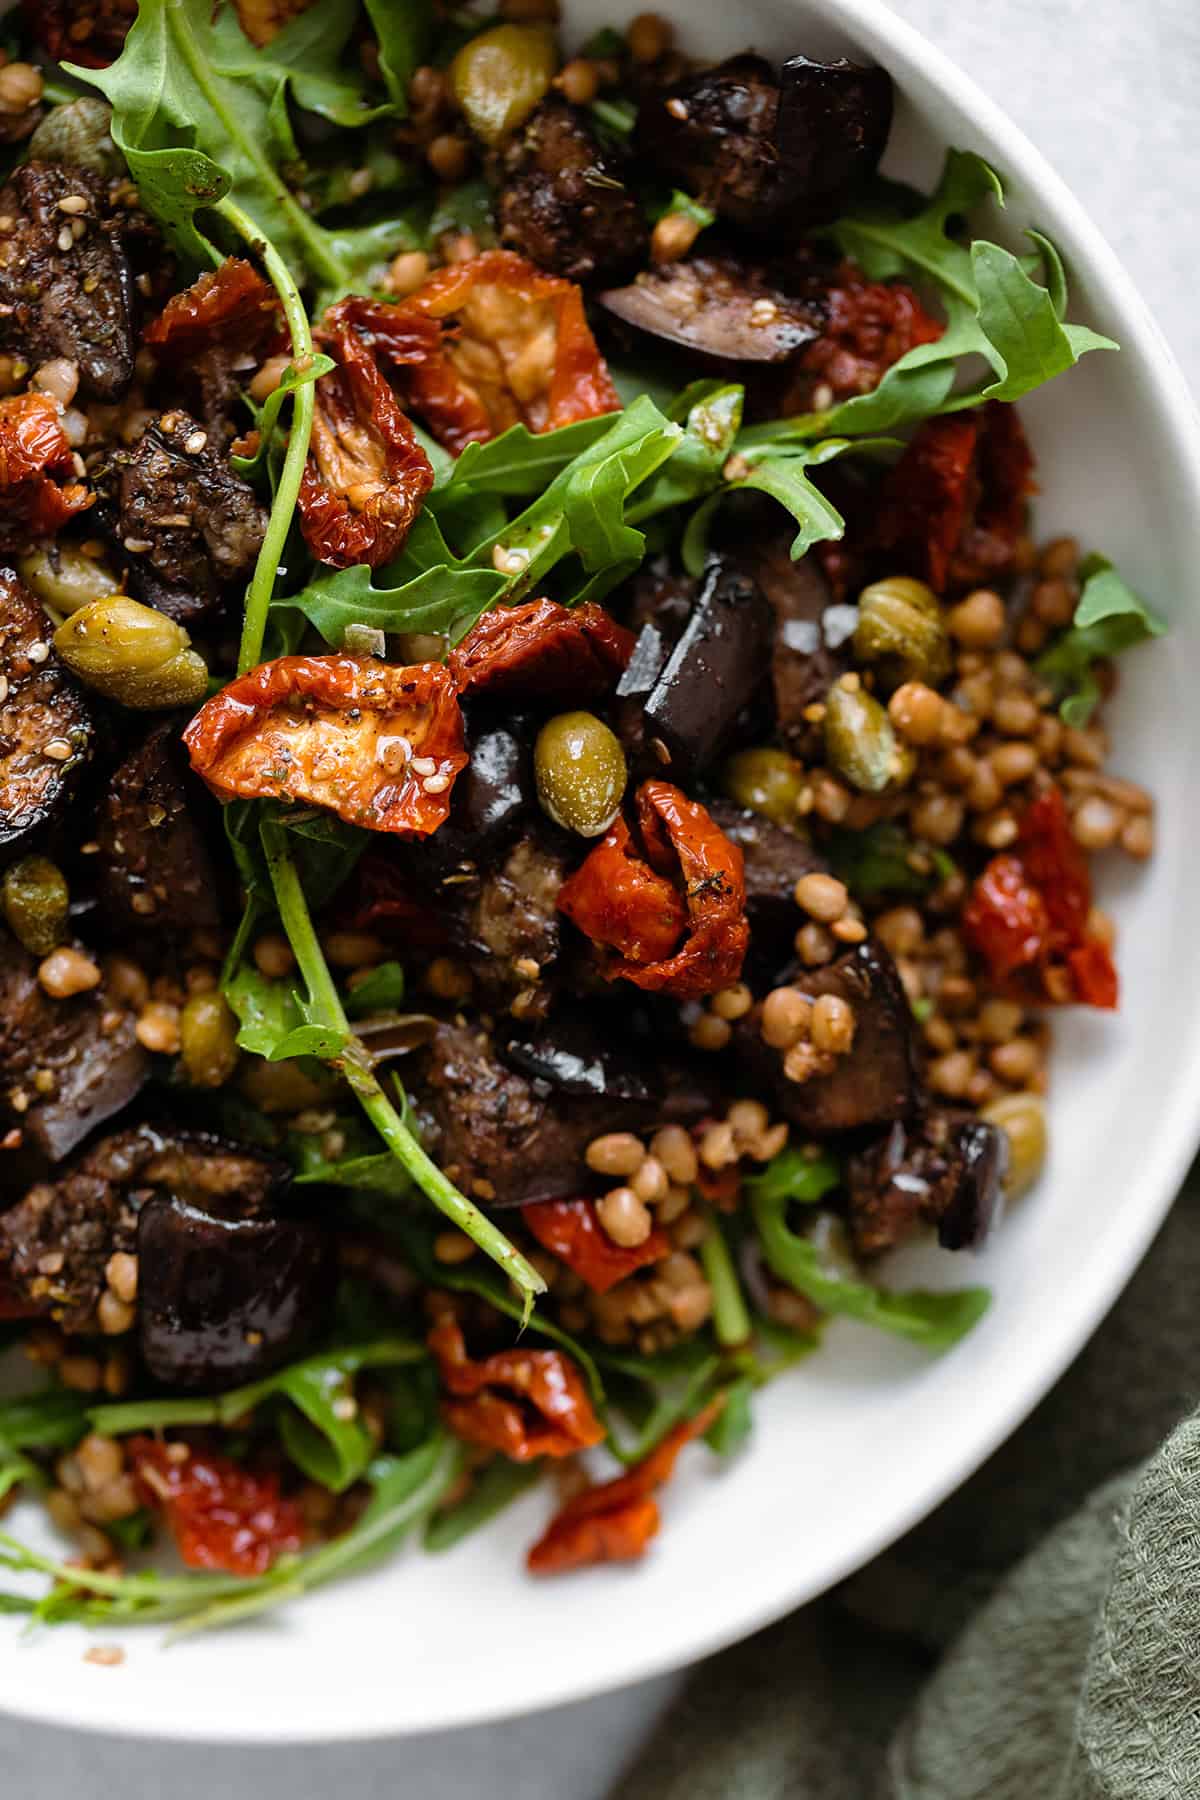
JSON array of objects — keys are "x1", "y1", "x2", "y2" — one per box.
[
  {"x1": 1037, "y1": 553, "x2": 1167, "y2": 725},
  {"x1": 71, "y1": 0, "x2": 420, "y2": 293},
  {"x1": 747, "y1": 1167, "x2": 990, "y2": 1351}
]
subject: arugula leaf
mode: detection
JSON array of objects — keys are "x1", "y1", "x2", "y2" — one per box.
[
  {"x1": 681, "y1": 437, "x2": 894, "y2": 574},
  {"x1": 647, "y1": 188, "x2": 716, "y2": 231},
  {"x1": 285, "y1": 561, "x2": 505, "y2": 649},
  {"x1": 737, "y1": 150, "x2": 1115, "y2": 447},
  {"x1": 437, "y1": 415, "x2": 619, "y2": 498},
  {"x1": 344, "y1": 961, "x2": 406, "y2": 1017},
  {"x1": 749, "y1": 1187, "x2": 989, "y2": 1350},
  {"x1": 627, "y1": 382, "x2": 743, "y2": 520},
  {"x1": 826, "y1": 821, "x2": 954, "y2": 899},
  {"x1": 71, "y1": 0, "x2": 417, "y2": 293},
  {"x1": 296, "y1": 1150, "x2": 416, "y2": 1198},
  {"x1": 89, "y1": 1340, "x2": 424, "y2": 1494},
  {"x1": 363, "y1": 0, "x2": 432, "y2": 110},
  {"x1": 1036, "y1": 553, "x2": 1167, "y2": 725},
  {"x1": 0, "y1": 1388, "x2": 91, "y2": 1453},
  {"x1": 595, "y1": 1341, "x2": 723, "y2": 1465},
  {"x1": 704, "y1": 1375, "x2": 754, "y2": 1458},
  {"x1": 424, "y1": 1458, "x2": 543, "y2": 1553},
  {"x1": 230, "y1": 353, "x2": 335, "y2": 483},
  {"x1": 745, "y1": 1147, "x2": 842, "y2": 1209}
]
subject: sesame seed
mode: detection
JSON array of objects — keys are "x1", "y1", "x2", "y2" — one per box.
[
  {"x1": 184, "y1": 429, "x2": 207, "y2": 454},
  {"x1": 26, "y1": 640, "x2": 48, "y2": 664},
  {"x1": 56, "y1": 226, "x2": 73, "y2": 252},
  {"x1": 410, "y1": 755, "x2": 436, "y2": 776},
  {"x1": 0, "y1": 676, "x2": 8, "y2": 701},
  {"x1": 57, "y1": 194, "x2": 89, "y2": 215},
  {"x1": 666, "y1": 97, "x2": 689, "y2": 119},
  {"x1": 123, "y1": 536, "x2": 153, "y2": 553},
  {"x1": 43, "y1": 738, "x2": 73, "y2": 761},
  {"x1": 423, "y1": 773, "x2": 451, "y2": 794}
]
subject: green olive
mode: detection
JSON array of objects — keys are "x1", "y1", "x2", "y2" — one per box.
[
  {"x1": 981, "y1": 1092, "x2": 1047, "y2": 1199},
  {"x1": 2, "y1": 855, "x2": 69, "y2": 955},
  {"x1": 179, "y1": 991, "x2": 240, "y2": 1090},
  {"x1": 28, "y1": 98, "x2": 122, "y2": 175},
  {"x1": 853, "y1": 575, "x2": 951, "y2": 689},
  {"x1": 823, "y1": 681, "x2": 915, "y2": 793},
  {"x1": 18, "y1": 544, "x2": 121, "y2": 617},
  {"x1": 450, "y1": 24, "x2": 558, "y2": 144},
  {"x1": 535, "y1": 710, "x2": 627, "y2": 837},
  {"x1": 53, "y1": 597, "x2": 209, "y2": 710},
  {"x1": 721, "y1": 747, "x2": 806, "y2": 826}
]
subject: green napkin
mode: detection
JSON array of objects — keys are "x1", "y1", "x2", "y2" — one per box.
[{"x1": 617, "y1": 1171, "x2": 1200, "y2": 1798}]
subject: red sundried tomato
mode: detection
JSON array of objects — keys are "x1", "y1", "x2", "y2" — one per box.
[
  {"x1": 388, "y1": 250, "x2": 620, "y2": 452},
  {"x1": 526, "y1": 1399, "x2": 723, "y2": 1576},
  {"x1": 0, "y1": 393, "x2": 92, "y2": 548},
  {"x1": 298, "y1": 300, "x2": 436, "y2": 569},
  {"x1": 557, "y1": 816, "x2": 689, "y2": 967},
  {"x1": 428, "y1": 1317, "x2": 604, "y2": 1463},
  {"x1": 25, "y1": 0, "x2": 136, "y2": 67},
  {"x1": 962, "y1": 786, "x2": 1118, "y2": 1008},
  {"x1": 182, "y1": 656, "x2": 467, "y2": 835},
  {"x1": 800, "y1": 263, "x2": 944, "y2": 403},
  {"x1": 144, "y1": 258, "x2": 282, "y2": 361},
  {"x1": 873, "y1": 402, "x2": 1035, "y2": 594},
  {"x1": 129, "y1": 1438, "x2": 304, "y2": 1577},
  {"x1": 447, "y1": 600, "x2": 635, "y2": 703},
  {"x1": 340, "y1": 852, "x2": 454, "y2": 950},
  {"x1": 559, "y1": 783, "x2": 749, "y2": 1001},
  {"x1": 232, "y1": 0, "x2": 312, "y2": 46},
  {"x1": 521, "y1": 1197, "x2": 671, "y2": 1295}
]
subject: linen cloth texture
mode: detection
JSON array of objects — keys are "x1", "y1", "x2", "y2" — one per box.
[{"x1": 617, "y1": 1176, "x2": 1200, "y2": 1798}]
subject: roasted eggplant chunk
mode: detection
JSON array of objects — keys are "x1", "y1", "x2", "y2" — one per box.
[
  {"x1": 628, "y1": 557, "x2": 773, "y2": 780},
  {"x1": 138, "y1": 1186, "x2": 336, "y2": 1392},
  {"x1": 601, "y1": 254, "x2": 822, "y2": 365},
  {"x1": 706, "y1": 801, "x2": 826, "y2": 951},
  {"x1": 0, "y1": 1126, "x2": 284, "y2": 1333},
  {"x1": 116, "y1": 409, "x2": 268, "y2": 623},
  {"x1": 736, "y1": 536, "x2": 855, "y2": 749},
  {"x1": 496, "y1": 96, "x2": 648, "y2": 284},
  {"x1": 0, "y1": 162, "x2": 134, "y2": 401},
  {"x1": 846, "y1": 1110, "x2": 1008, "y2": 1256},
  {"x1": 0, "y1": 568, "x2": 93, "y2": 850},
  {"x1": 0, "y1": 932, "x2": 147, "y2": 1165},
  {"x1": 635, "y1": 53, "x2": 891, "y2": 231},
  {"x1": 96, "y1": 719, "x2": 225, "y2": 937}
]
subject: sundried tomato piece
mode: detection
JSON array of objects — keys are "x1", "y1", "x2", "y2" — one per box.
[
  {"x1": 448, "y1": 600, "x2": 635, "y2": 702},
  {"x1": 24, "y1": 0, "x2": 136, "y2": 67},
  {"x1": 522, "y1": 1197, "x2": 671, "y2": 1295},
  {"x1": 0, "y1": 393, "x2": 92, "y2": 548},
  {"x1": 428, "y1": 1316, "x2": 604, "y2": 1462},
  {"x1": 298, "y1": 301, "x2": 435, "y2": 569},
  {"x1": 558, "y1": 816, "x2": 689, "y2": 967},
  {"x1": 527, "y1": 1399, "x2": 722, "y2": 1575},
  {"x1": 130, "y1": 1437, "x2": 304, "y2": 1577},
  {"x1": 962, "y1": 785, "x2": 1117, "y2": 1008},
  {"x1": 145, "y1": 258, "x2": 281, "y2": 361},
  {"x1": 559, "y1": 784, "x2": 749, "y2": 999},
  {"x1": 799, "y1": 264, "x2": 944, "y2": 403},
  {"x1": 182, "y1": 656, "x2": 467, "y2": 835},
  {"x1": 873, "y1": 402, "x2": 1035, "y2": 594},
  {"x1": 390, "y1": 250, "x2": 620, "y2": 452},
  {"x1": 233, "y1": 0, "x2": 313, "y2": 46}
]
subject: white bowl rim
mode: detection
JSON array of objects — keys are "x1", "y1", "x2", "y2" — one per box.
[{"x1": 4, "y1": 0, "x2": 1200, "y2": 1745}]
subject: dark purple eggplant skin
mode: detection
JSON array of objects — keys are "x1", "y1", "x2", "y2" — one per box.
[
  {"x1": 600, "y1": 254, "x2": 821, "y2": 365},
  {"x1": 629, "y1": 557, "x2": 773, "y2": 782},
  {"x1": 633, "y1": 52, "x2": 892, "y2": 232},
  {"x1": 731, "y1": 532, "x2": 857, "y2": 753},
  {"x1": 845, "y1": 1111, "x2": 1008, "y2": 1256},
  {"x1": 502, "y1": 1009, "x2": 662, "y2": 1105},
  {"x1": 706, "y1": 801, "x2": 827, "y2": 954},
  {"x1": 936, "y1": 1119, "x2": 1008, "y2": 1251},
  {"x1": 0, "y1": 569, "x2": 93, "y2": 851},
  {"x1": 495, "y1": 95, "x2": 648, "y2": 284},
  {"x1": 137, "y1": 1193, "x2": 336, "y2": 1393},
  {"x1": 775, "y1": 56, "x2": 894, "y2": 226},
  {"x1": 96, "y1": 720, "x2": 226, "y2": 937},
  {"x1": 736, "y1": 937, "x2": 919, "y2": 1135},
  {"x1": 418, "y1": 716, "x2": 536, "y2": 886}
]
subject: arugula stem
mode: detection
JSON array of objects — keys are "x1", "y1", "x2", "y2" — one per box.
[
  {"x1": 261, "y1": 825, "x2": 546, "y2": 1311},
  {"x1": 214, "y1": 194, "x2": 318, "y2": 675},
  {"x1": 699, "y1": 1216, "x2": 752, "y2": 1350}
]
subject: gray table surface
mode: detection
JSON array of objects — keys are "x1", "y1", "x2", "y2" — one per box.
[{"x1": 4, "y1": 2, "x2": 1198, "y2": 1794}]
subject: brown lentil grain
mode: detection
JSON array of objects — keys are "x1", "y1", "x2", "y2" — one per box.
[
  {"x1": 761, "y1": 987, "x2": 812, "y2": 1049},
  {"x1": 597, "y1": 1187, "x2": 653, "y2": 1248}
]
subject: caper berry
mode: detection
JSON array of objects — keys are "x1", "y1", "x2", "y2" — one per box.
[
  {"x1": 535, "y1": 711, "x2": 627, "y2": 837},
  {"x1": 2, "y1": 855, "x2": 69, "y2": 955},
  {"x1": 179, "y1": 991, "x2": 240, "y2": 1090},
  {"x1": 980, "y1": 1092, "x2": 1047, "y2": 1199},
  {"x1": 18, "y1": 543, "x2": 121, "y2": 617},
  {"x1": 53, "y1": 596, "x2": 209, "y2": 710},
  {"x1": 450, "y1": 24, "x2": 558, "y2": 143},
  {"x1": 854, "y1": 575, "x2": 951, "y2": 689},
  {"x1": 823, "y1": 681, "x2": 915, "y2": 793},
  {"x1": 721, "y1": 747, "x2": 805, "y2": 825}
]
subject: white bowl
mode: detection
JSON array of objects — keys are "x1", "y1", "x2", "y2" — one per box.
[{"x1": 4, "y1": 0, "x2": 1200, "y2": 1744}]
